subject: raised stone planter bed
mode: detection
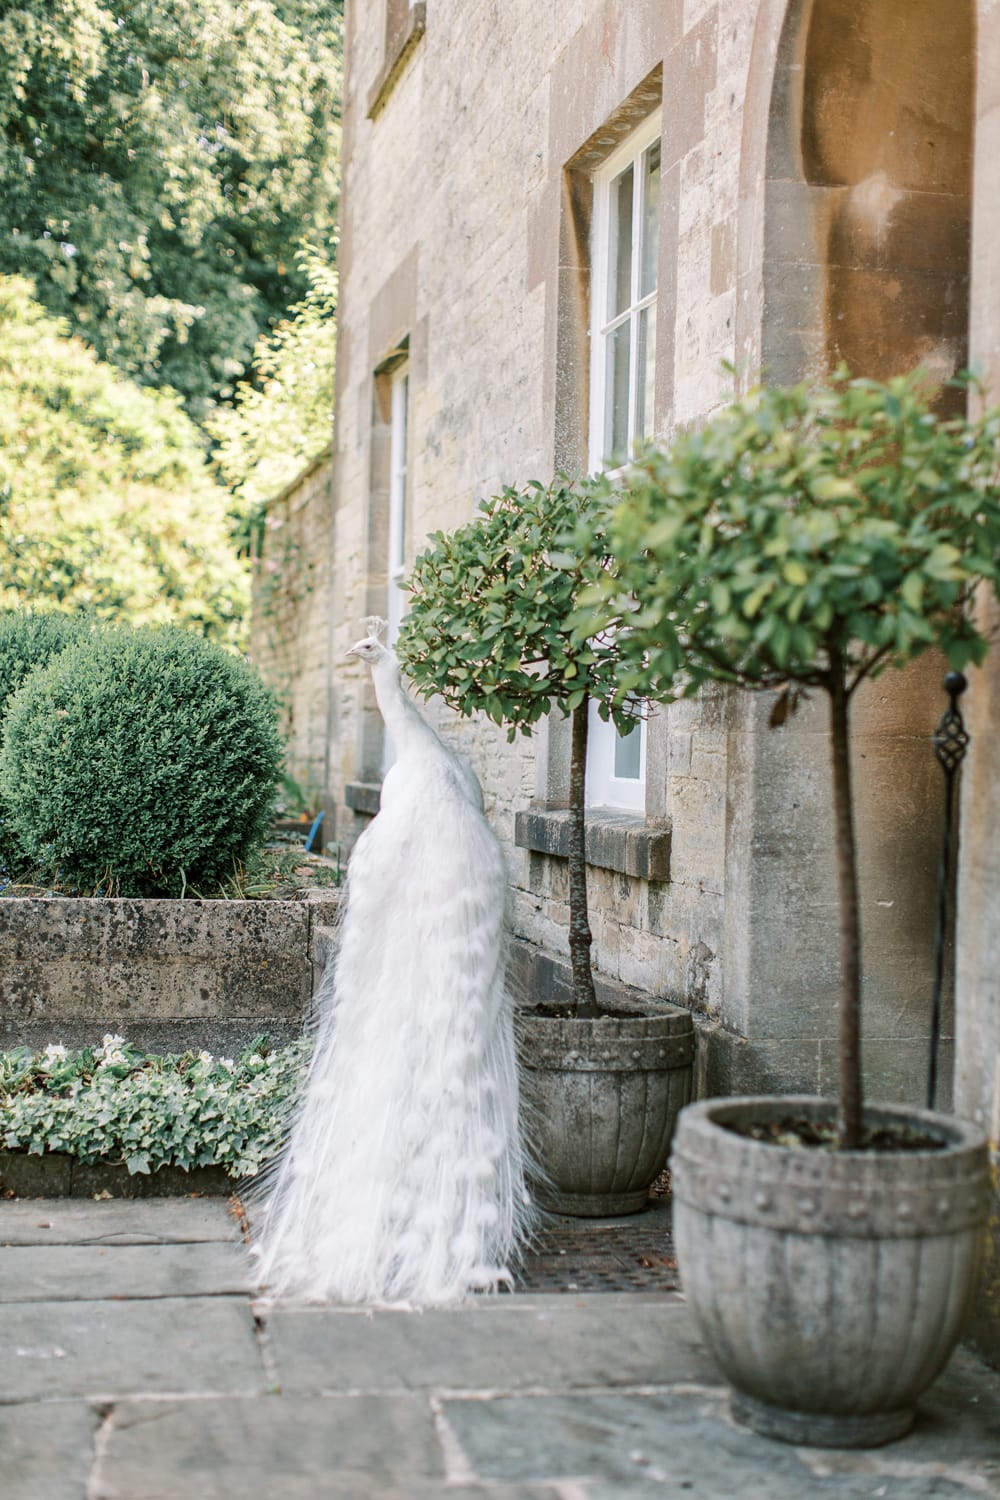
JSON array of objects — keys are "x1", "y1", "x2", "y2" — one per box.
[
  {"x1": 0, "y1": 893, "x2": 339, "y2": 1054},
  {"x1": 0, "y1": 1149, "x2": 233, "y2": 1198}
]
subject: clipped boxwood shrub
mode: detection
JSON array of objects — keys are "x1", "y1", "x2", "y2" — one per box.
[
  {"x1": 0, "y1": 625, "x2": 284, "y2": 895},
  {"x1": 0, "y1": 610, "x2": 92, "y2": 872},
  {"x1": 0, "y1": 609, "x2": 91, "y2": 715}
]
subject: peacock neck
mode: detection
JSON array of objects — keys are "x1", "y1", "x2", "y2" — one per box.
[{"x1": 370, "y1": 651, "x2": 439, "y2": 758}]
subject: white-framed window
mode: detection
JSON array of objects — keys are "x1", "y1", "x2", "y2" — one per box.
[
  {"x1": 586, "y1": 699, "x2": 646, "y2": 812},
  {"x1": 586, "y1": 113, "x2": 661, "y2": 810},
  {"x1": 588, "y1": 112, "x2": 662, "y2": 472},
  {"x1": 386, "y1": 361, "x2": 409, "y2": 646}
]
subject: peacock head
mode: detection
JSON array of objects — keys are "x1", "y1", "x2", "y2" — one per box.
[{"x1": 345, "y1": 616, "x2": 391, "y2": 664}]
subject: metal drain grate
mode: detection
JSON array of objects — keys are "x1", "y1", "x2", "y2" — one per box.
[{"x1": 510, "y1": 1197, "x2": 678, "y2": 1294}]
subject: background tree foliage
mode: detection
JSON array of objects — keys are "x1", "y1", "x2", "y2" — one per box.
[
  {"x1": 0, "y1": 0, "x2": 343, "y2": 418},
  {"x1": 208, "y1": 247, "x2": 337, "y2": 534},
  {"x1": 0, "y1": 275, "x2": 247, "y2": 639}
]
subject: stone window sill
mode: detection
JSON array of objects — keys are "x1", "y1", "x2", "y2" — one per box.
[
  {"x1": 344, "y1": 781, "x2": 381, "y2": 816},
  {"x1": 514, "y1": 807, "x2": 671, "y2": 882},
  {"x1": 367, "y1": 2, "x2": 427, "y2": 119}
]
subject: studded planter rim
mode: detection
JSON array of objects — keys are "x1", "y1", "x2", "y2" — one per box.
[
  {"x1": 518, "y1": 1008, "x2": 695, "y2": 1218},
  {"x1": 670, "y1": 1095, "x2": 991, "y2": 1448}
]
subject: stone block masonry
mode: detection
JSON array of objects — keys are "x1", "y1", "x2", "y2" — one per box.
[
  {"x1": 249, "y1": 450, "x2": 336, "y2": 837},
  {"x1": 299, "y1": 0, "x2": 982, "y2": 1122},
  {"x1": 0, "y1": 895, "x2": 339, "y2": 1055}
]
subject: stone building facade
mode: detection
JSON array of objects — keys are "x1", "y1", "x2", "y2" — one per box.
[{"x1": 266, "y1": 0, "x2": 1000, "y2": 1354}]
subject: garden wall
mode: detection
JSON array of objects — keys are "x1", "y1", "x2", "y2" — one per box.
[
  {"x1": 0, "y1": 894, "x2": 338, "y2": 1056},
  {"x1": 249, "y1": 446, "x2": 337, "y2": 831}
]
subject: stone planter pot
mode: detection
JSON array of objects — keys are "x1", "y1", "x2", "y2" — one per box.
[
  {"x1": 518, "y1": 1004, "x2": 695, "y2": 1216},
  {"x1": 670, "y1": 1095, "x2": 991, "y2": 1448}
]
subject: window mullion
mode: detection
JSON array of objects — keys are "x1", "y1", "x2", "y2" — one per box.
[{"x1": 626, "y1": 155, "x2": 644, "y2": 452}]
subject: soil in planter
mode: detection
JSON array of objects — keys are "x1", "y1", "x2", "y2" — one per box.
[
  {"x1": 0, "y1": 846, "x2": 340, "y2": 901},
  {"x1": 524, "y1": 1003, "x2": 653, "y2": 1021},
  {"x1": 725, "y1": 1114, "x2": 947, "y2": 1154}
]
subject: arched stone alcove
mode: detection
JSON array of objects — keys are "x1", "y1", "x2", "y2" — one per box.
[{"x1": 762, "y1": 0, "x2": 973, "y2": 404}]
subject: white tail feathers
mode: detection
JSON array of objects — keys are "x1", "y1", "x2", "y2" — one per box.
[{"x1": 251, "y1": 640, "x2": 535, "y2": 1306}]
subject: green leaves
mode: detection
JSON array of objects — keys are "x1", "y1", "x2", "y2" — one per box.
[
  {"x1": 208, "y1": 248, "x2": 337, "y2": 528},
  {"x1": 0, "y1": 0, "x2": 343, "y2": 413},
  {"x1": 0, "y1": 623, "x2": 283, "y2": 895},
  {"x1": 396, "y1": 476, "x2": 637, "y2": 733},
  {"x1": 599, "y1": 371, "x2": 1000, "y2": 702},
  {"x1": 0, "y1": 277, "x2": 248, "y2": 638},
  {"x1": 0, "y1": 1038, "x2": 310, "y2": 1177}
]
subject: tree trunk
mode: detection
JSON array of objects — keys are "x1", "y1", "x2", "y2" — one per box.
[
  {"x1": 568, "y1": 699, "x2": 599, "y2": 1018},
  {"x1": 828, "y1": 666, "x2": 862, "y2": 1149}
]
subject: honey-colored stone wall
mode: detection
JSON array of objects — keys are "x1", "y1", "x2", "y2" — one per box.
[
  {"x1": 249, "y1": 449, "x2": 335, "y2": 821},
  {"x1": 956, "y1": 0, "x2": 1000, "y2": 1367},
  {"x1": 316, "y1": 0, "x2": 981, "y2": 1106}
]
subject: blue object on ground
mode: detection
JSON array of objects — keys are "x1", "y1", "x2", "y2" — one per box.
[{"x1": 304, "y1": 811, "x2": 324, "y2": 853}]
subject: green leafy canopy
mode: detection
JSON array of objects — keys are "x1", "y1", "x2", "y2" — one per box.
[
  {"x1": 0, "y1": 276, "x2": 248, "y2": 639},
  {"x1": 581, "y1": 371, "x2": 1000, "y2": 704},
  {"x1": 396, "y1": 477, "x2": 639, "y2": 738},
  {"x1": 0, "y1": 0, "x2": 343, "y2": 416},
  {"x1": 208, "y1": 246, "x2": 337, "y2": 542}
]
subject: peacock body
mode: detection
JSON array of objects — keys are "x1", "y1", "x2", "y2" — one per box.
[{"x1": 253, "y1": 621, "x2": 533, "y2": 1305}]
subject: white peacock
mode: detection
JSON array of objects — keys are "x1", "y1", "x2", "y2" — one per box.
[{"x1": 252, "y1": 617, "x2": 533, "y2": 1305}]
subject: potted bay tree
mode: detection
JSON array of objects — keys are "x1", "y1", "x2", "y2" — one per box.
[
  {"x1": 396, "y1": 476, "x2": 694, "y2": 1216},
  {"x1": 588, "y1": 370, "x2": 999, "y2": 1446}
]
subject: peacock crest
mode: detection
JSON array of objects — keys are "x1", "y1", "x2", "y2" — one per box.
[{"x1": 362, "y1": 615, "x2": 388, "y2": 642}]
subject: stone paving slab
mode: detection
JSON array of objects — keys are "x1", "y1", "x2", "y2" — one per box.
[
  {"x1": 263, "y1": 1294, "x2": 716, "y2": 1395},
  {"x1": 0, "y1": 1240, "x2": 253, "y2": 1301},
  {"x1": 2, "y1": 1399, "x2": 96, "y2": 1500},
  {"x1": 440, "y1": 1370, "x2": 1000, "y2": 1499},
  {"x1": 0, "y1": 1295, "x2": 265, "y2": 1401},
  {"x1": 1, "y1": 1199, "x2": 999, "y2": 1500},
  {"x1": 93, "y1": 1394, "x2": 443, "y2": 1500},
  {"x1": 0, "y1": 1196, "x2": 240, "y2": 1245}
]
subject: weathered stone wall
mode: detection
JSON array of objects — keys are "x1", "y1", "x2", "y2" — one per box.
[
  {"x1": 331, "y1": 0, "x2": 745, "y2": 1047},
  {"x1": 955, "y1": 0, "x2": 1000, "y2": 1365},
  {"x1": 0, "y1": 896, "x2": 338, "y2": 1055},
  {"x1": 249, "y1": 449, "x2": 336, "y2": 828},
  {"x1": 323, "y1": 0, "x2": 978, "y2": 1106}
]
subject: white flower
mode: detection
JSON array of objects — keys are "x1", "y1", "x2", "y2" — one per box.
[
  {"x1": 43, "y1": 1043, "x2": 68, "y2": 1065},
  {"x1": 218, "y1": 1058, "x2": 234, "y2": 1072},
  {"x1": 197, "y1": 1050, "x2": 214, "y2": 1068},
  {"x1": 94, "y1": 1033, "x2": 127, "y2": 1061}
]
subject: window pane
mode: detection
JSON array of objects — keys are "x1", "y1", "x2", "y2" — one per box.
[
  {"x1": 640, "y1": 141, "x2": 661, "y2": 300},
  {"x1": 613, "y1": 721, "x2": 642, "y2": 780},
  {"x1": 609, "y1": 163, "x2": 634, "y2": 319},
  {"x1": 634, "y1": 303, "x2": 656, "y2": 444},
  {"x1": 605, "y1": 319, "x2": 631, "y2": 459}
]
